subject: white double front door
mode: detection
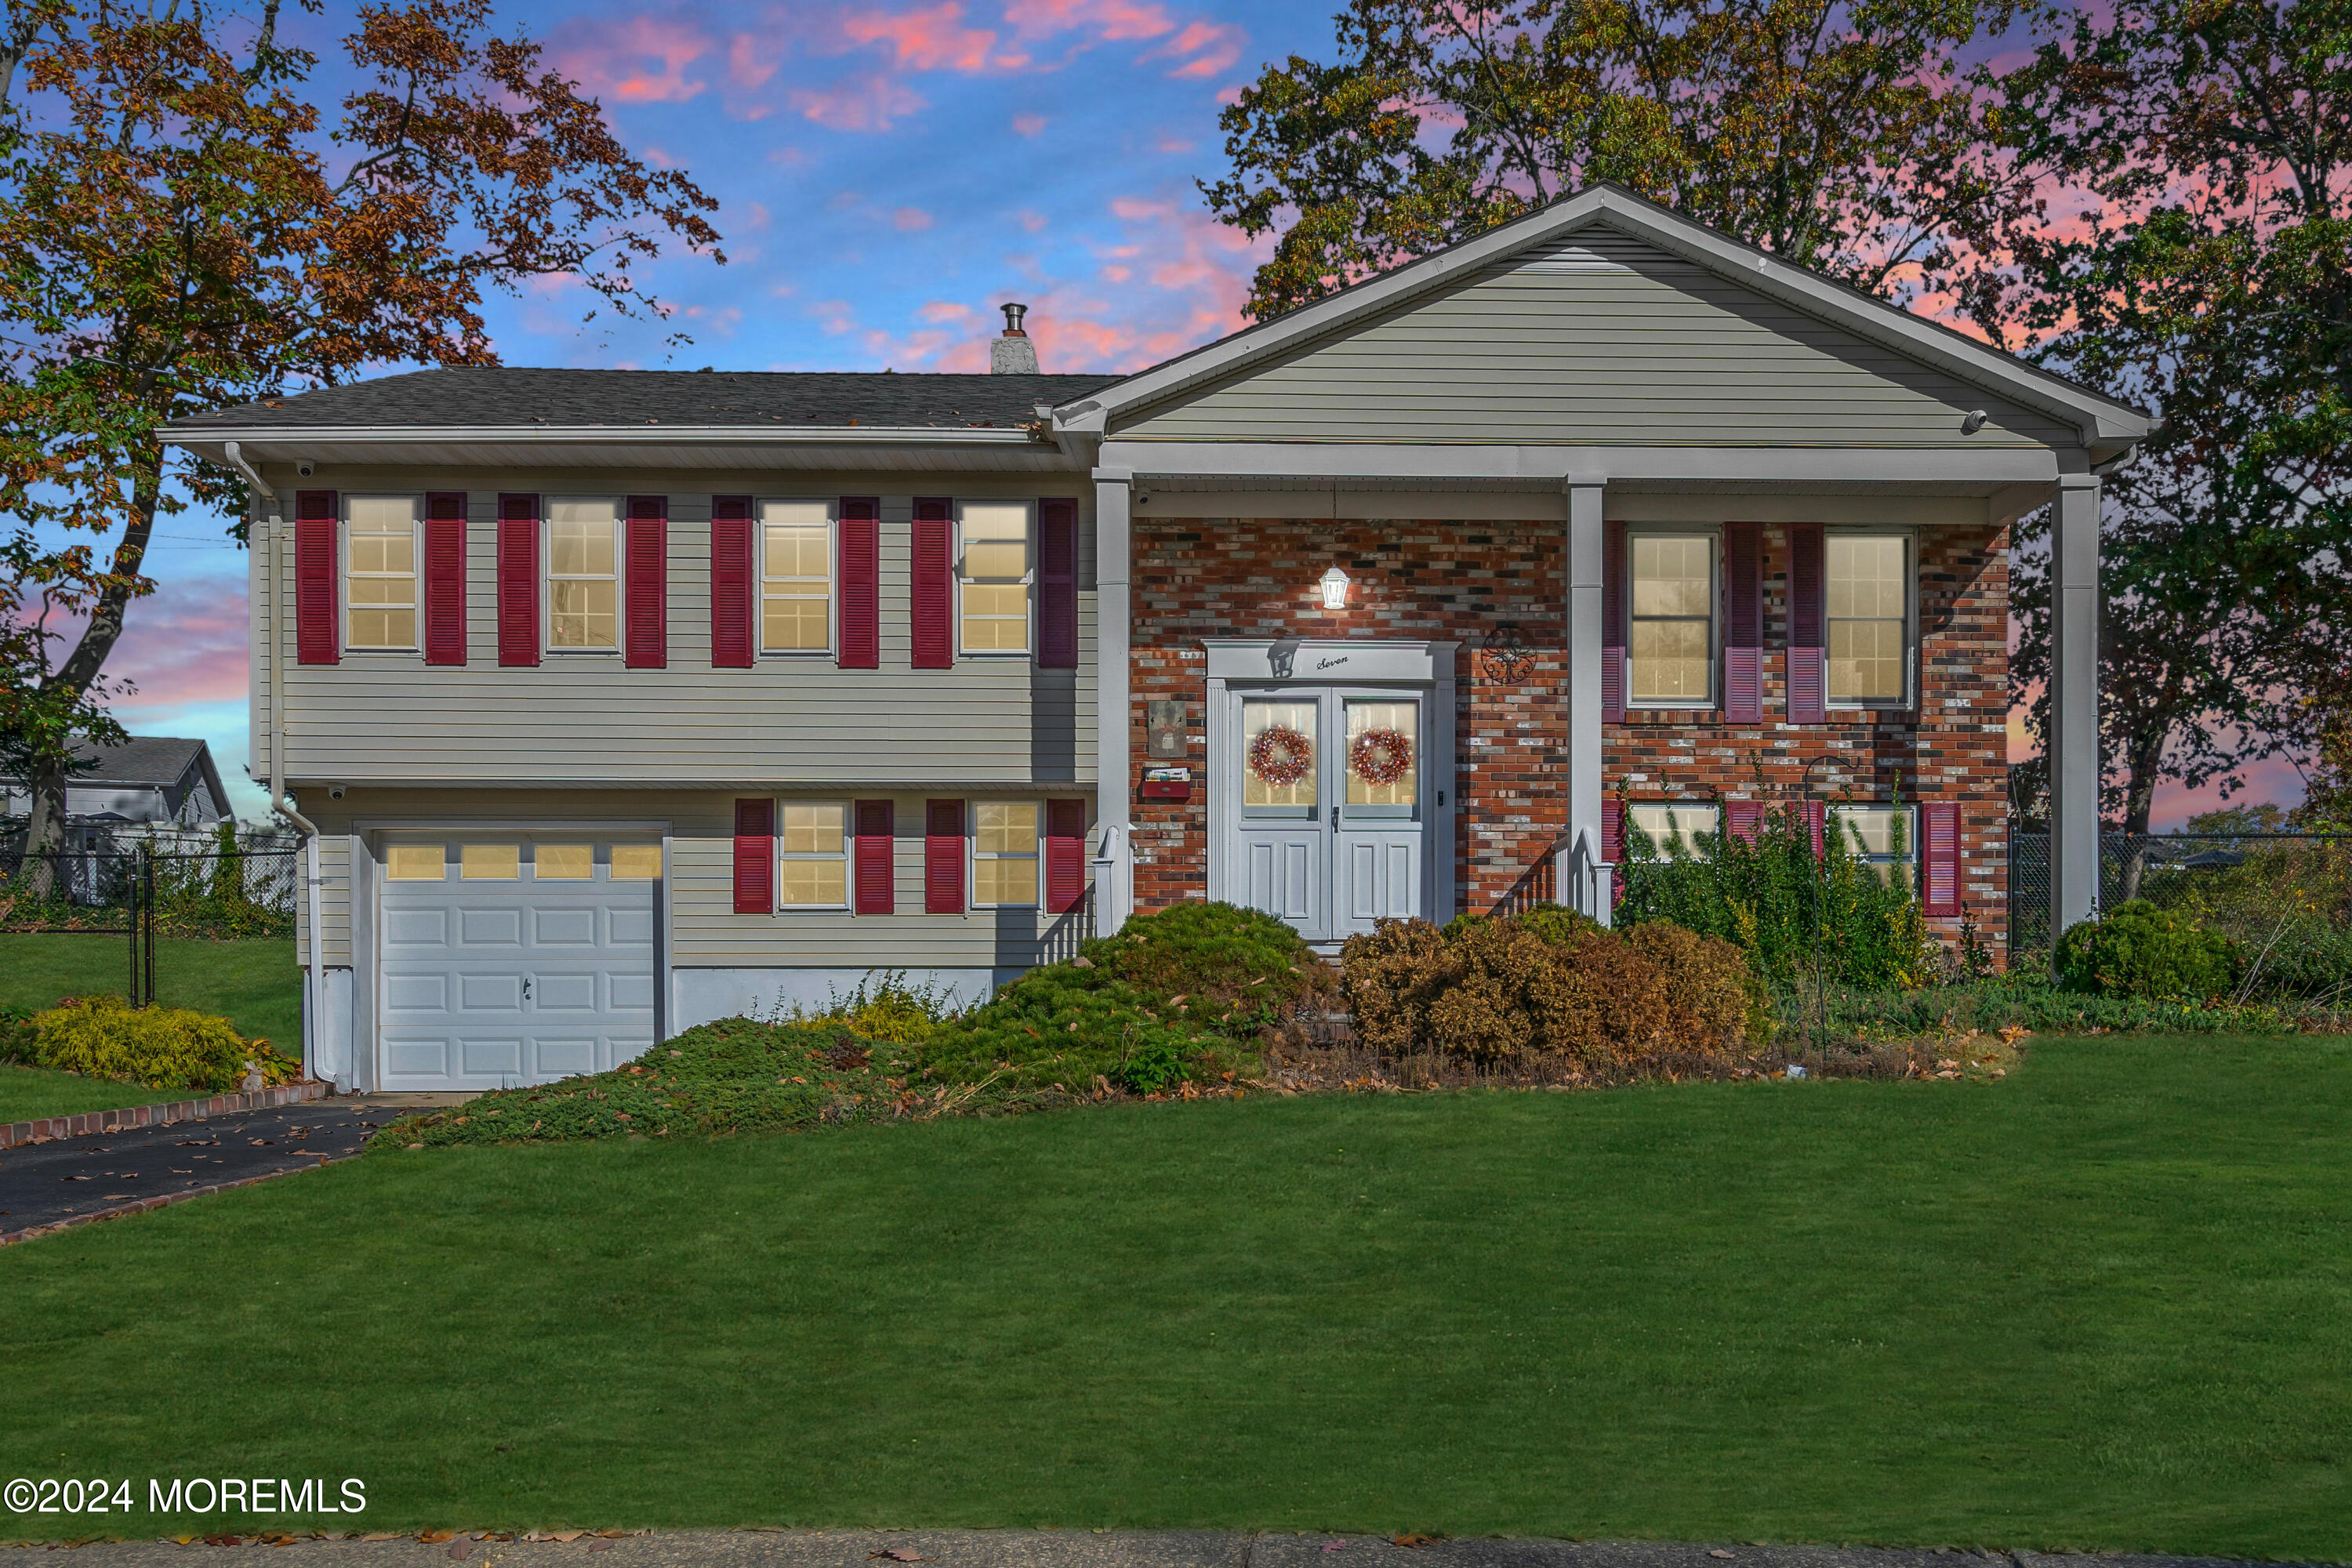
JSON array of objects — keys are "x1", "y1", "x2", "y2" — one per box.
[{"x1": 1229, "y1": 685, "x2": 1431, "y2": 943}]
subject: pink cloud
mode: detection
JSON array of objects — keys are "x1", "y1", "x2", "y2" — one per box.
[
  {"x1": 916, "y1": 301, "x2": 977, "y2": 324},
  {"x1": 100, "y1": 578, "x2": 249, "y2": 713},
  {"x1": 1149, "y1": 18, "x2": 1242, "y2": 77},
  {"x1": 841, "y1": 2, "x2": 999, "y2": 71},
  {"x1": 727, "y1": 31, "x2": 781, "y2": 91},
  {"x1": 891, "y1": 206, "x2": 934, "y2": 231},
  {"x1": 790, "y1": 74, "x2": 926, "y2": 131},
  {"x1": 1012, "y1": 111, "x2": 1048, "y2": 136},
  {"x1": 550, "y1": 15, "x2": 714, "y2": 106},
  {"x1": 1003, "y1": 0, "x2": 1179, "y2": 43}
]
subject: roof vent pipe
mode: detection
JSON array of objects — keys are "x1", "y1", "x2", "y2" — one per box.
[{"x1": 991, "y1": 302, "x2": 1040, "y2": 375}]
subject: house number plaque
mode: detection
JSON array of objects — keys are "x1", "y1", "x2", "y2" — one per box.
[{"x1": 1145, "y1": 699, "x2": 1189, "y2": 759}]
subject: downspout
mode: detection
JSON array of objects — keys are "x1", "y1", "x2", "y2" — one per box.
[{"x1": 223, "y1": 442, "x2": 329, "y2": 1087}]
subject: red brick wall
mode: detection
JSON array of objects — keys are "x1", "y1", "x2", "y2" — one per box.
[{"x1": 1127, "y1": 516, "x2": 2009, "y2": 948}]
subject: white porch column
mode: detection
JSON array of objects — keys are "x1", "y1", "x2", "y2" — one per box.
[
  {"x1": 2049, "y1": 472, "x2": 2103, "y2": 938},
  {"x1": 1563, "y1": 481, "x2": 1613, "y2": 921},
  {"x1": 1091, "y1": 466, "x2": 1135, "y2": 932}
]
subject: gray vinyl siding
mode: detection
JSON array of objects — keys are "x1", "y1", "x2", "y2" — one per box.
[
  {"x1": 304, "y1": 786, "x2": 1087, "y2": 975},
  {"x1": 296, "y1": 833, "x2": 351, "y2": 968},
  {"x1": 263, "y1": 470, "x2": 1094, "y2": 789},
  {"x1": 1116, "y1": 227, "x2": 2073, "y2": 449}
]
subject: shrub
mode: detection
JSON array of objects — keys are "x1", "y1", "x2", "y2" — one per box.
[
  {"x1": 773, "y1": 970, "x2": 956, "y2": 1043},
  {"x1": 911, "y1": 967, "x2": 1249, "y2": 1094},
  {"x1": 2055, "y1": 899, "x2": 2241, "y2": 1001},
  {"x1": 9, "y1": 994, "x2": 297, "y2": 1092},
  {"x1": 1078, "y1": 899, "x2": 1334, "y2": 1037},
  {"x1": 1341, "y1": 906, "x2": 1759, "y2": 1069}
]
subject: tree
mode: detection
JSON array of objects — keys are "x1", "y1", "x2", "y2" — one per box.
[
  {"x1": 1997, "y1": 0, "x2": 2352, "y2": 848},
  {"x1": 1199, "y1": 0, "x2": 2045, "y2": 320},
  {"x1": 0, "y1": 0, "x2": 723, "y2": 869}
]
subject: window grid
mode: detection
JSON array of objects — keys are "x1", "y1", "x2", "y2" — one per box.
[
  {"x1": 1628, "y1": 533, "x2": 1715, "y2": 706},
  {"x1": 1629, "y1": 803, "x2": 1720, "y2": 858},
  {"x1": 760, "y1": 500, "x2": 833, "y2": 653},
  {"x1": 958, "y1": 502, "x2": 1033, "y2": 655},
  {"x1": 971, "y1": 800, "x2": 1039, "y2": 907},
  {"x1": 548, "y1": 499, "x2": 619, "y2": 652},
  {"x1": 778, "y1": 803, "x2": 848, "y2": 907},
  {"x1": 1827, "y1": 534, "x2": 1911, "y2": 706},
  {"x1": 346, "y1": 495, "x2": 420, "y2": 650},
  {"x1": 1831, "y1": 804, "x2": 1915, "y2": 888}
]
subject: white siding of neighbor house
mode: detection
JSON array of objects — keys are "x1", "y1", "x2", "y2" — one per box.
[
  {"x1": 1113, "y1": 227, "x2": 2074, "y2": 450},
  {"x1": 257, "y1": 469, "x2": 1096, "y2": 790}
]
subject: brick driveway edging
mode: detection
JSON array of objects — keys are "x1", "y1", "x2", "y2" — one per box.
[{"x1": 0, "y1": 1080, "x2": 331, "y2": 1152}]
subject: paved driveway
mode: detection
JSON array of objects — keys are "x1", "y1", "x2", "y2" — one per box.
[{"x1": 0, "y1": 1101, "x2": 395, "y2": 1241}]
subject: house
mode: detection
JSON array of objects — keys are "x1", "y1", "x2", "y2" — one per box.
[
  {"x1": 162, "y1": 186, "x2": 2149, "y2": 1092},
  {"x1": 2, "y1": 735, "x2": 231, "y2": 846}
]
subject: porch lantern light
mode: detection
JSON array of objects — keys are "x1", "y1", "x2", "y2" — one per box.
[{"x1": 1319, "y1": 565, "x2": 1352, "y2": 610}]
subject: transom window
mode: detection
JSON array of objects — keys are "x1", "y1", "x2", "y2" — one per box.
[
  {"x1": 761, "y1": 500, "x2": 832, "y2": 652},
  {"x1": 972, "y1": 801, "x2": 1039, "y2": 906},
  {"x1": 959, "y1": 502, "x2": 1032, "y2": 654},
  {"x1": 779, "y1": 803, "x2": 848, "y2": 906},
  {"x1": 346, "y1": 495, "x2": 419, "y2": 649},
  {"x1": 1828, "y1": 535, "x2": 1910, "y2": 704},
  {"x1": 548, "y1": 499, "x2": 619, "y2": 652},
  {"x1": 1831, "y1": 804, "x2": 1915, "y2": 887},
  {"x1": 1629, "y1": 803, "x2": 1720, "y2": 858},
  {"x1": 1629, "y1": 534, "x2": 1715, "y2": 706}
]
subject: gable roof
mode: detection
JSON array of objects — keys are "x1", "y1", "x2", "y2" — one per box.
[
  {"x1": 1057, "y1": 184, "x2": 2150, "y2": 460},
  {"x1": 171, "y1": 369, "x2": 1121, "y2": 437}
]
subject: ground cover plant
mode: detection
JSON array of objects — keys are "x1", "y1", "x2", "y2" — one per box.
[{"x1": 2, "y1": 1033, "x2": 2347, "y2": 1557}]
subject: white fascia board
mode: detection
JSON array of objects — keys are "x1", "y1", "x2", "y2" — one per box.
[
  {"x1": 162, "y1": 424, "x2": 1048, "y2": 464},
  {"x1": 1101, "y1": 439, "x2": 2062, "y2": 489},
  {"x1": 1061, "y1": 185, "x2": 2151, "y2": 450}
]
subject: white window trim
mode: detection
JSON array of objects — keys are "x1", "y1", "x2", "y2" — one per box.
[
  {"x1": 776, "y1": 800, "x2": 851, "y2": 911},
  {"x1": 1625, "y1": 525, "x2": 1720, "y2": 710},
  {"x1": 968, "y1": 799, "x2": 1042, "y2": 909},
  {"x1": 955, "y1": 499, "x2": 1035, "y2": 659},
  {"x1": 543, "y1": 496, "x2": 622, "y2": 657},
  {"x1": 340, "y1": 492, "x2": 424, "y2": 655},
  {"x1": 757, "y1": 498, "x2": 838, "y2": 659},
  {"x1": 1824, "y1": 527, "x2": 1918, "y2": 711}
]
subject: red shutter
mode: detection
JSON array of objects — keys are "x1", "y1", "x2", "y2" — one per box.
[
  {"x1": 295, "y1": 490, "x2": 338, "y2": 665},
  {"x1": 924, "y1": 798, "x2": 963, "y2": 913},
  {"x1": 1806, "y1": 800, "x2": 1827, "y2": 858},
  {"x1": 1602, "y1": 519, "x2": 1627, "y2": 722},
  {"x1": 911, "y1": 499, "x2": 952, "y2": 670},
  {"x1": 710, "y1": 496, "x2": 754, "y2": 669},
  {"x1": 1922, "y1": 801, "x2": 1962, "y2": 916},
  {"x1": 1724, "y1": 521, "x2": 1762, "y2": 724},
  {"x1": 423, "y1": 492, "x2": 466, "y2": 666},
  {"x1": 1601, "y1": 797, "x2": 1625, "y2": 909},
  {"x1": 625, "y1": 495, "x2": 667, "y2": 670},
  {"x1": 1727, "y1": 800, "x2": 1762, "y2": 844},
  {"x1": 496, "y1": 494, "x2": 539, "y2": 667},
  {"x1": 1045, "y1": 798, "x2": 1086, "y2": 914},
  {"x1": 854, "y1": 799, "x2": 894, "y2": 914},
  {"x1": 733, "y1": 798, "x2": 774, "y2": 914},
  {"x1": 1787, "y1": 523, "x2": 1827, "y2": 723},
  {"x1": 1038, "y1": 498, "x2": 1077, "y2": 669},
  {"x1": 840, "y1": 497, "x2": 880, "y2": 669}
]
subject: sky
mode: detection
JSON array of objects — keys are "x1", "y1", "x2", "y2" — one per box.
[{"x1": 100, "y1": 0, "x2": 2304, "y2": 827}]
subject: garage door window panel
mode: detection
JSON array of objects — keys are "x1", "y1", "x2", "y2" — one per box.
[
  {"x1": 462, "y1": 843, "x2": 521, "y2": 879},
  {"x1": 535, "y1": 844, "x2": 593, "y2": 880},
  {"x1": 387, "y1": 844, "x2": 445, "y2": 880}
]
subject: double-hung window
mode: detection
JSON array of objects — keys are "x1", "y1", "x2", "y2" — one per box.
[
  {"x1": 778, "y1": 803, "x2": 848, "y2": 906},
  {"x1": 1628, "y1": 803, "x2": 1720, "y2": 858},
  {"x1": 1831, "y1": 804, "x2": 1915, "y2": 887},
  {"x1": 548, "y1": 499, "x2": 619, "y2": 652},
  {"x1": 345, "y1": 495, "x2": 419, "y2": 650},
  {"x1": 971, "y1": 801, "x2": 1039, "y2": 906},
  {"x1": 761, "y1": 500, "x2": 832, "y2": 653},
  {"x1": 1827, "y1": 533, "x2": 1911, "y2": 706},
  {"x1": 958, "y1": 502, "x2": 1032, "y2": 654},
  {"x1": 1628, "y1": 533, "x2": 1715, "y2": 706}
]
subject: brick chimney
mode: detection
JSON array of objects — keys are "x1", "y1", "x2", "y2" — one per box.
[{"x1": 990, "y1": 302, "x2": 1039, "y2": 374}]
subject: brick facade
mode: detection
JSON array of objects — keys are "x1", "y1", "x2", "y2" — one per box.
[{"x1": 1127, "y1": 515, "x2": 2009, "y2": 949}]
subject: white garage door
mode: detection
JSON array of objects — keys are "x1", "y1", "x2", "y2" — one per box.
[{"x1": 378, "y1": 834, "x2": 660, "y2": 1091}]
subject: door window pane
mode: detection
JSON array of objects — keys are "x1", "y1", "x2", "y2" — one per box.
[
  {"x1": 762, "y1": 501, "x2": 831, "y2": 652},
  {"x1": 1345, "y1": 700, "x2": 1418, "y2": 809},
  {"x1": 1243, "y1": 700, "x2": 1318, "y2": 811},
  {"x1": 973, "y1": 801, "x2": 1039, "y2": 906},
  {"x1": 386, "y1": 844, "x2": 444, "y2": 880},
  {"x1": 549, "y1": 499, "x2": 619, "y2": 650},
  {"x1": 347, "y1": 496, "x2": 419, "y2": 648},
  {"x1": 1828, "y1": 535, "x2": 1907, "y2": 702},
  {"x1": 959, "y1": 503, "x2": 1031, "y2": 653},
  {"x1": 535, "y1": 844, "x2": 593, "y2": 879},
  {"x1": 1629, "y1": 535, "x2": 1714, "y2": 704},
  {"x1": 461, "y1": 844, "x2": 521, "y2": 879},
  {"x1": 779, "y1": 803, "x2": 848, "y2": 906}
]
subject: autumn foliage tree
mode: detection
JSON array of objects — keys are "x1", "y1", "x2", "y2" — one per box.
[{"x1": 0, "y1": 0, "x2": 721, "y2": 861}]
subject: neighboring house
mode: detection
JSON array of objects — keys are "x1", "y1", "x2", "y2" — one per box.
[
  {"x1": 2, "y1": 735, "x2": 230, "y2": 846},
  {"x1": 162, "y1": 185, "x2": 2148, "y2": 1093}
]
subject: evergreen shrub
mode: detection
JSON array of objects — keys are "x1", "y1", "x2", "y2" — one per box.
[
  {"x1": 2054, "y1": 899, "x2": 2241, "y2": 1001},
  {"x1": 9, "y1": 993, "x2": 296, "y2": 1092}
]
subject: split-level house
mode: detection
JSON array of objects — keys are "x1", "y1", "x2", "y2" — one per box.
[{"x1": 163, "y1": 187, "x2": 2149, "y2": 1092}]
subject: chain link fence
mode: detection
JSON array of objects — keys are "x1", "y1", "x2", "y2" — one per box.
[{"x1": 2008, "y1": 831, "x2": 2352, "y2": 954}]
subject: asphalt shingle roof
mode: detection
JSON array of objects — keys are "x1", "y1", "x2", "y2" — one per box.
[{"x1": 169, "y1": 368, "x2": 1124, "y2": 433}]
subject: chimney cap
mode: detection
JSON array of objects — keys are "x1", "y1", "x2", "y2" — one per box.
[{"x1": 1000, "y1": 302, "x2": 1029, "y2": 337}]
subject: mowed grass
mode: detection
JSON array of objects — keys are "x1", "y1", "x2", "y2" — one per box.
[
  {"x1": 3, "y1": 1034, "x2": 2348, "y2": 1557},
  {"x1": 0, "y1": 1062, "x2": 198, "y2": 1122}
]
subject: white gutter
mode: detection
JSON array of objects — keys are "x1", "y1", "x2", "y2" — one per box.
[
  {"x1": 177, "y1": 423, "x2": 1045, "y2": 448},
  {"x1": 223, "y1": 441, "x2": 332, "y2": 1089}
]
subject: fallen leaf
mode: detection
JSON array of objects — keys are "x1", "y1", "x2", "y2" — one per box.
[
  {"x1": 1394, "y1": 1535, "x2": 1441, "y2": 1549},
  {"x1": 419, "y1": 1530, "x2": 456, "y2": 1544},
  {"x1": 550, "y1": 1532, "x2": 584, "y2": 1544},
  {"x1": 1711, "y1": 1552, "x2": 1737, "y2": 1560},
  {"x1": 869, "y1": 1552, "x2": 926, "y2": 1563},
  {"x1": 448, "y1": 1544, "x2": 474, "y2": 1561},
  {"x1": 360, "y1": 1533, "x2": 399, "y2": 1542}
]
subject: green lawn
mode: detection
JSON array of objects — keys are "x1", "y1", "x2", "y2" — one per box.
[
  {"x1": 0, "y1": 933, "x2": 299, "y2": 1047},
  {"x1": 3, "y1": 1034, "x2": 2348, "y2": 1557},
  {"x1": 0, "y1": 1062, "x2": 199, "y2": 1123}
]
